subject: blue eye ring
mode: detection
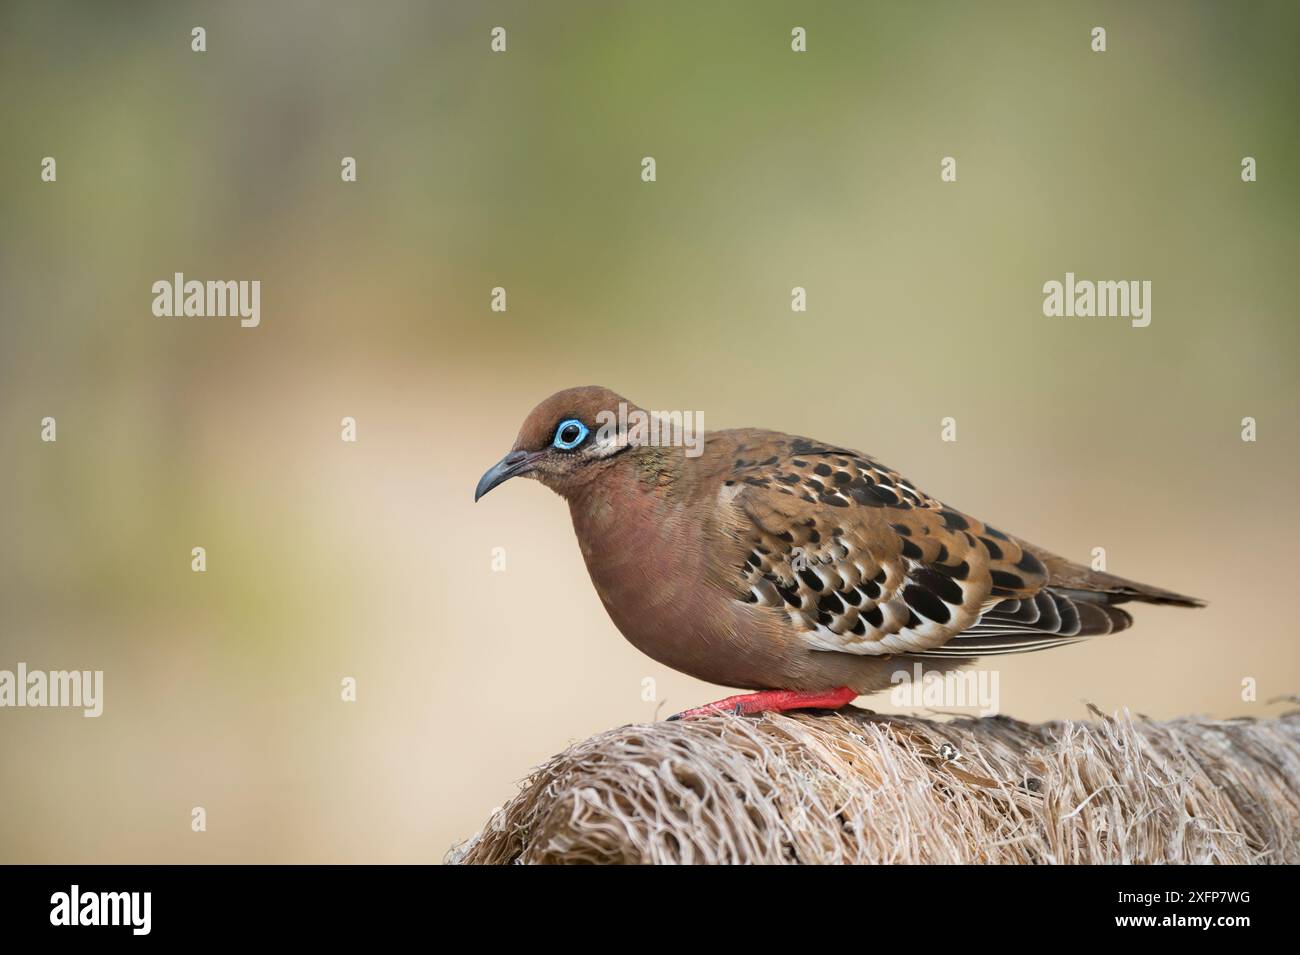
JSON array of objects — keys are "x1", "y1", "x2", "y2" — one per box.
[{"x1": 552, "y1": 418, "x2": 589, "y2": 451}]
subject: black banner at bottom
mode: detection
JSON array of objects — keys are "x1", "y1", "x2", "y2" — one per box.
[{"x1": 0, "y1": 863, "x2": 1280, "y2": 940}]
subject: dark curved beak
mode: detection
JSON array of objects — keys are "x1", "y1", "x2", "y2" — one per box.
[{"x1": 474, "y1": 450, "x2": 539, "y2": 502}]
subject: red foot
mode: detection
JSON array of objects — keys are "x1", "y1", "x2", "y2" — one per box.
[{"x1": 667, "y1": 686, "x2": 857, "y2": 721}]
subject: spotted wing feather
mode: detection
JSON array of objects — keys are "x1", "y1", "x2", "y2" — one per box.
[{"x1": 728, "y1": 435, "x2": 1052, "y2": 656}]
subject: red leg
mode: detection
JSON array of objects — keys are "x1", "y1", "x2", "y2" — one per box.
[{"x1": 667, "y1": 686, "x2": 857, "y2": 721}]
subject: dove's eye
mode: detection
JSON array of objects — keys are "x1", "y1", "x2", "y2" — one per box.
[{"x1": 552, "y1": 418, "x2": 589, "y2": 451}]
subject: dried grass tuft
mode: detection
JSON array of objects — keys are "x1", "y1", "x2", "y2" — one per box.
[{"x1": 449, "y1": 707, "x2": 1300, "y2": 864}]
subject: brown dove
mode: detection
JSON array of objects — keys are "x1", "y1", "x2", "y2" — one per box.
[{"x1": 475, "y1": 387, "x2": 1203, "y2": 719}]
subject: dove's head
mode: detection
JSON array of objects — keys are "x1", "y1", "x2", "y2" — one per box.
[{"x1": 474, "y1": 386, "x2": 641, "y2": 501}]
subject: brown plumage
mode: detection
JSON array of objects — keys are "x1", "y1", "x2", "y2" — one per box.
[{"x1": 476, "y1": 386, "x2": 1204, "y2": 717}]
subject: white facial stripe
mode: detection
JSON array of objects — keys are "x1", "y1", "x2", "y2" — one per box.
[{"x1": 589, "y1": 430, "x2": 627, "y2": 458}]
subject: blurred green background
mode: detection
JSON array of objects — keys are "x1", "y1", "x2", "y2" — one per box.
[{"x1": 1, "y1": 1, "x2": 1297, "y2": 862}]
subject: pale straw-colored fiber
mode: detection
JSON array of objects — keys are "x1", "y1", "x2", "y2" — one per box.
[{"x1": 450, "y1": 707, "x2": 1300, "y2": 864}]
